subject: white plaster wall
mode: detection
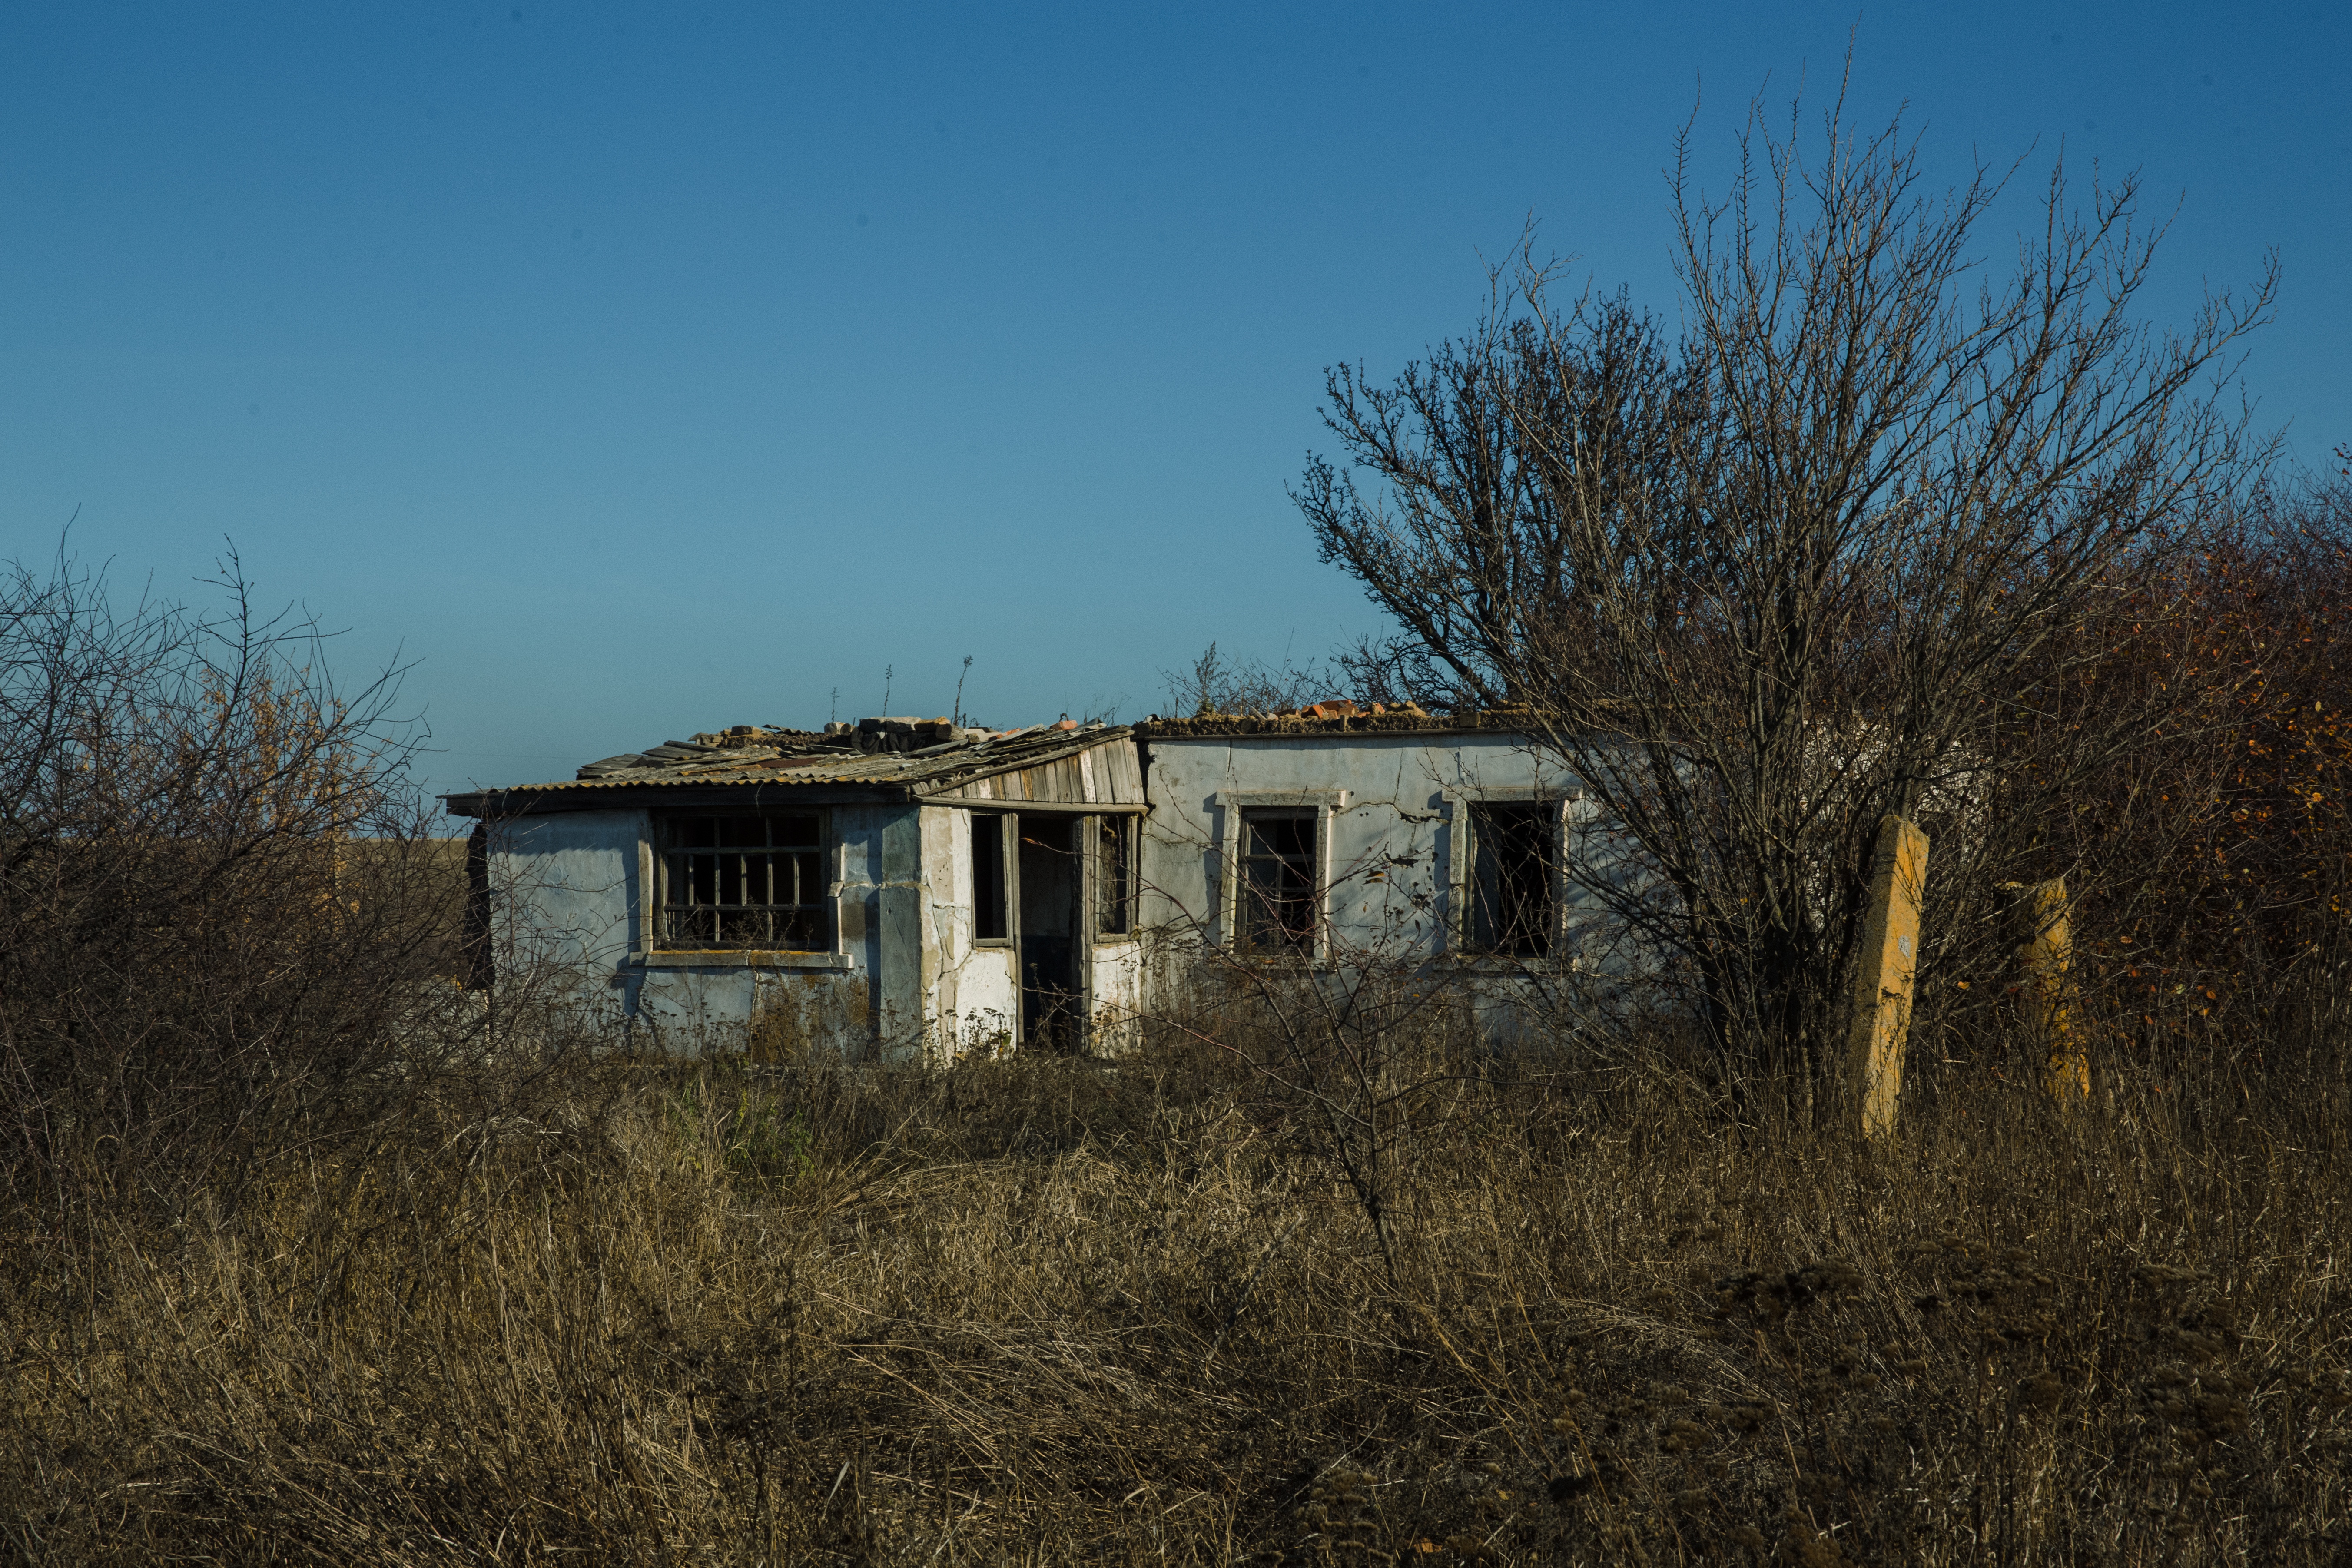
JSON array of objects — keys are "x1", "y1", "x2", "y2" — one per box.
[
  {"x1": 488, "y1": 809, "x2": 644, "y2": 976},
  {"x1": 1139, "y1": 733, "x2": 1579, "y2": 960},
  {"x1": 490, "y1": 802, "x2": 899, "y2": 1058},
  {"x1": 920, "y1": 804, "x2": 1018, "y2": 1061},
  {"x1": 1088, "y1": 935, "x2": 1146, "y2": 1053},
  {"x1": 1136, "y1": 733, "x2": 1670, "y2": 1043}
]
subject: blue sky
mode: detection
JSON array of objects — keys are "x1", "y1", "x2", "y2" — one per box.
[{"x1": 3, "y1": 2, "x2": 2344, "y2": 811}]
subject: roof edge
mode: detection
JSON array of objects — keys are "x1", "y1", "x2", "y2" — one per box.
[
  {"x1": 1136, "y1": 711, "x2": 1545, "y2": 740},
  {"x1": 441, "y1": 777, "x2": 922, "y2": 819},
  {"x1": 442, "y1": 724, "x2": 1143, "y2": 818}
]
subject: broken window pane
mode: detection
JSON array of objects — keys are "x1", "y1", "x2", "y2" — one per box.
[
  {"x1": 659, "y1": 812, "x2": 830, "y2": 950},
  {"x1": 1470, "y1": 801, "x2": 1556, "y2": 957},
  {"x1": 972, "y1": 813, "x2": 1008, "y2": 941},
  {"x1": 1097, "y1": 815, "x2": 1134, "y2": 936},
  {"x1": 1239, "y1": 809, "x2": 1317, "y2": 954}
]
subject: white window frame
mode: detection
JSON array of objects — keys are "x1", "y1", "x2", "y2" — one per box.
[
  {"x1": 1440, "y1": 787, "x2": 1575, "y2": 966},
  {"x1": 1211, "y1": 789, "x2": 1348, "y2": 964},
  {"x1": 967, "y1": 809, "x2": 1015, "y2": 949},
  {"x1": 1092, "y1": 812, "x2": 1140, "y2": 945}
]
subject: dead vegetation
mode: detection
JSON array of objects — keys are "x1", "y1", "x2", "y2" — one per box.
[
  {"x1": 6, "y1": 160, "x2": 2350, "y2": 1554},
  {"x1": 3, "y1": 1024, "x2": 2346, "y2": 1565},
  {"x1": 7, "y1": 511, "x2": 2352, "y2": 1568},
  {"x1": 2, "y1": 542, "x2": 2348, "y2": 1563}
]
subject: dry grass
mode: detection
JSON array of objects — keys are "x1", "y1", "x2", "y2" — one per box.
[{"x1": 4, "y1": 1032, "x2": 2349, "y2": 1565}]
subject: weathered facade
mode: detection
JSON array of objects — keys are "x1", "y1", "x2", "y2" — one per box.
[
  {"x1": 1135, "y1": 708, "x2": 1597, "y2": 967},
  {"x1": 447, "y1": 705, "x2": 1635, "y2": 1059},
  {"x1": 445, "y1": 716, "x2": 1148, "y2": 1061}
]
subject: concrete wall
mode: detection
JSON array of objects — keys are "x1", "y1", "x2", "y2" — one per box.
[
  {"x1": 1088, "y1": 933, "x2": 1147, "y2": 1052},
  {"x1": 488, "y1": 809, "x2": 644, "y2": 977},
  {"x1": 487, "y1": 804, "x2": 895, "y2": 1059},
  {"x1": 922, "y1": 804, "x2": 1020, "y2": 1059},
  {"x1": 1139, "y1": 732, "x2": 1580, "y2": 955},
  {"x1": 1135, "y1": 733, "x2": 1660, "y2": 1041}
]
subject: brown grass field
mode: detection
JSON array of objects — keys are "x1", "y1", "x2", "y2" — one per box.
[{"x1": 4, "y1": 1017, "x2": 2347, "y2": 1566}]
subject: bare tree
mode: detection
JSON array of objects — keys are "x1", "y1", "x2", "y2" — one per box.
[{"x1": 1297, "y1": 92, "x2": 2276, "y2": 1092}]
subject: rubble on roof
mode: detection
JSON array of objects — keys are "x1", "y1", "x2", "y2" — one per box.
[
  {"x1": 574, "y1": 716, "x2": 1006, "y2": 780},
  {"x1": 529, "y1": 715, "x2": 1125, "y2": 795},
  {"x1": 1135, "y1": 699, "x2": 1534, "y2": 738},
  {"x1": 542, "y1": 697, "x2": 1526, "y2": 793}
]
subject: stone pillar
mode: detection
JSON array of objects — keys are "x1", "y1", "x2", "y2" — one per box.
[
  {"x1": 2011, "y1": 877, "x2": 2087, "y2": 1104},
  {"x1": 1849, "y1": 814, "x2": 1930, "y2": 1140}
]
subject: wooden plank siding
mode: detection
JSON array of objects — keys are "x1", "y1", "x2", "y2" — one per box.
[{"x1": 920, "y1": 736, "x2": 1145, "y2": 810}]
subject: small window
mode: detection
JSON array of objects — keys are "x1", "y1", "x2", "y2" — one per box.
[
  {"x1": 659, "y1": 812, "x2": 829, "y2": 950},
  {"x1": 972, "y1": 813, "x2": 1009, "y2": 942},
  {"x1": 1238, "y1": 808, "x2": 1317, "y2": 954},
  {"x1": 1097, "y1": 814, "x2": 1135, "y2": 937},
  {"x1": 1470, "y1": 801, "x2": 1556, "y2": 957}
]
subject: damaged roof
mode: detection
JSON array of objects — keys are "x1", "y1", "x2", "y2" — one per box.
[
  {"x1": 443, "y1": 716, "x2": 1136, "y2": 816},
  {"x1": 1137, "y1": 699, "x2": 1539, "y2": 738}
]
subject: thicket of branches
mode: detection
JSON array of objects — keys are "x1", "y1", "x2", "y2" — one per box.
[
  {"x1": 0, "y1": 546, "x2": 461, "y2": 1219},
  {"x1": 2028, "y1": 467, "x2": 2352, "y2": 1069},
  {"x1": 1295, "y1": 93, "x2": 2291, "y2": 1098}
]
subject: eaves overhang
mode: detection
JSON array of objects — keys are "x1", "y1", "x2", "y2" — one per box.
[{"x1": 443, "y1": 724, "x2": 1138, "y2": 820}]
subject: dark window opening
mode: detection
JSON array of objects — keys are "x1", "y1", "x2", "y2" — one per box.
[
  {"x1": 1097, "y1": 815, "x2": 1134, "y2": 937},
  {"x1": 972, "y1": 813, "x2": 1008, "y2": 941},
  {"x1": 1470, "y1": 801, "x2": 1555, "y2": 957},
  {"x1": 1239, "y1": 809, "x2": 1317, "y2": 954},
  {"x1": 659, "y1": 812, "x2": 828, "y2": 949}
]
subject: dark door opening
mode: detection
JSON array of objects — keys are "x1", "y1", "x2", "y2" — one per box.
[{"x1": 1017, "y1": 816, "x2": 1081, "y2": 1050}]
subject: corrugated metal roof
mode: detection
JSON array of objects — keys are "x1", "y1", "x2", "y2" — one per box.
[{"x1": 444, "y1": 722, "x2": 1136, "y2": 815}]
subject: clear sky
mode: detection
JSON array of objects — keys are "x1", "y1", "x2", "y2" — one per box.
[{"x1": 3, "y1": 2, "x2": 2344, "y2": 811}]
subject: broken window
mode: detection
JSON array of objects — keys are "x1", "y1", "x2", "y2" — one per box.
[
  {"x1": 1096, "y1": 814, "x2": 1135, "y2": 937},
  {"x1": 658, "y1": 812, "x2": 829, "y2": 950},
  {"x1": 1238, "y1": 808, "x2": 1317, "y2": 954},
  {"x1": 972, "y1": 812, "x2": 1009, "y2": 942},
  {"x1": 1469, "y1": 801, "x2": 1556, "y2": 957}
]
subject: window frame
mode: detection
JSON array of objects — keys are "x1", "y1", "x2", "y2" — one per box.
[
  {"x1": 1465, "y1": 799, "x2": 1561, "y2": 958},
  {"x1": 1094, "y1": 812, "x2": 1138, "y2": 942},
  {"x1": 637, "y1": 806, "x2": 848, "y2": 970},
  {"x1": 970, "y1": 810, "x2": 1014, "y2": 947},
  {"x1": 1237, "y1": 807, "x2": 1318, "y2": 955},
  {"x1": 1212, "y1": 790, "x2": 1347, "y2": 964},
  {"x1": 1441, "y1": 788, "x2": 1572, "y2": 966}
]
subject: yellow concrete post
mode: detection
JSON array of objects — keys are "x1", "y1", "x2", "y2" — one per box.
[
  {"x1": 1850, "y1": 814, "x2": 1930, "y2": 1140},
  {"x1": 2011, "y1": 877, "x2": 2088, "y2": 1104}
]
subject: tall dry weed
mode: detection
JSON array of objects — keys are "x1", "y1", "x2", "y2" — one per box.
[{"x1": 5, "y1": 1023, "x2": 2347, "y2": 1565}]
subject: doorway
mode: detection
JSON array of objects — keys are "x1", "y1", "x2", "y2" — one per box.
[{"x1": 1017, "y1": 816, "x2": 1081, "y2": 1050}]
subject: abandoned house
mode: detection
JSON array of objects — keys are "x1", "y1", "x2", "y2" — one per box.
[{"x1": 443, "y1": 705, "x2": 1621, "y2": 1060}]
